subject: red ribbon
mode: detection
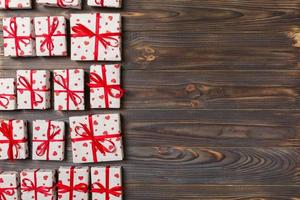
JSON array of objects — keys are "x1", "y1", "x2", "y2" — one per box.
[
  {"x1": 57, "y1": 167, "x2": 88, "y2": 200},
  {"x1": 4, "y1": 0, "x2": 9, "y2": 9},
  {"x1": 35, "y1": 17, "x2": 66, "y2": 56},
  {"x1": 88, "y1": 65, "x2": 124, "y2": 108},
  {"x1": 91, "y1": 166, "x2": 123, "y2": 200},
  {"x1": 71, "y1": 13, "x2": 121, "y2": 61},
  {"x1": 3, "y1": 18, "x2": 31, "y2": 56},
  {"x1": 0, "y1": 187, "x2": 16, "y2": 200},
  {"x1": 21, "y1": 170, "x2": 52, "y2": 200},
  {"x1": 0, "y1": 94, "x2": 14, "y2": 109},
  {"x1": 0, "y1": 120, "x2": 27, "y2": 160},
  {"x1": 17, "y1": 71, "x2": 49, "y2": 109},
  {"x1": 71, "y1": 115, "x2": 121, "y2": 162},
  {"x1": 57, "y1": 0, "x2": 75, "y2": 7},
  {"x1": 54, "y1": 70, "x2": 84, "y2": 110},
  {"x1": 32, "y1": 121, "x2": 63, "y2": 160},
  {"x1": 94, "y1": 0, "x2": 104, "y2": 6}
]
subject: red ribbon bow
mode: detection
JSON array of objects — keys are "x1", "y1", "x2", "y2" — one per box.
[
  {"x1": 0, "y1": 94, "x2": 14, "y2": 109},
  {"x1": 57, "y1": 167, "x2": 88, "y2": 200},
  {"x1": 71, "y1": 115, "x2": 121, "y2": 162},
  {"x1": 71, "y1": 13, "x2": 121, "y2": 61},
  {"x1": 54, "y1": 70, "x2": 84, "y2": 110},
  {"x1": 57, "y1": 0, "x2": 75, "y2": 7},
  {"x1": 91, "y1": 166, "x2": 123, "y2": 200},
  {"x1": 0, "y1": 120, "x2": 27, "y2": 160},
  {"x1": 0, "y1": 187, "x2": 16, "y2": 200},
  {"x1": 3, "y1": 19, "x2": 31, "y2": 56},
  {"x1": 21, "y1": 170, "x2": 52, "y2": 200},
  {"x1": 32, "y1": 121, "x2": 63, "y2": 160},
  {"x1": 94, "y1": 0, "x2": 104, "y2": 6},
  {"x1": 17, "y1": 71, "x2": 49, "y2": 109},
  {"x1": 36, "y1": 17, "x2": 66, "y2": 56},
  {"x1": 88, "y1": 65, "x2": 124, "y2": 108}
]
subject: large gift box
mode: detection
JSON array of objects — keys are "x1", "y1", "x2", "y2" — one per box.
[
  {"x1": 70, "y1": 113, "x2": 123, "y2": 163},
  {"x1": 57, "y1": 166, "x2": 89, "y2": 200},
  {"x1": 0, "y1": 78, "x2": 16, "y2": 110},
  {"x1": 36, "y1": 0, "x2": 82, "y2": 9},
  {"x1": 87, "y1": 0, "x2": 122, "y2": 8},
  {"x1": 0, "y1": 0, "x2": 32, "y2": 9},
  {"x1": 70, "y1": 13, "x2": 122, "y2": 61},
  {"x1": 0, "y1": 171, "x2": 20, "y2": 200},
  {"x1": 34, "y1": 16, "x2": 67, "y2": 57},
  {"x1": 32, "y1": 120, "x2": 65, "y2": 161},
  {"x1": 0, "y1": 119, "x2": 28, "y2": 160},
  {"x1": 17, "y1": 70, "x2": 51, "y2": 110},
  {"x1": 89, "y1": 64, "x2": 124, "y2": 109},
  {"x1": 53, "y1": 69, "x2": 85, "y2": 111},
  {"x1": 20, "y1": 169, "x2": 56, "y2": 200},
  {"x1": 91, "y1": 166, "x2": 123, "y2": 200},
  {"x1": 3, "y1": 17, "x2": 35, "y2": 57}
]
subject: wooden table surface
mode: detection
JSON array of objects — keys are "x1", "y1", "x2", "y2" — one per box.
[{"x1": 1, "y1": 0, "x2": 300, "y2": 199}]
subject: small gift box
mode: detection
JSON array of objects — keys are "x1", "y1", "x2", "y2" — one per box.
[
  {"x1": 87, "y1": 0, "x2": 122, "y2": 8},
  {"x1": 20, "y1": 169, "x2": 56, "y2": 200},
  {"x1": 91, "y1": 166, "x2": 123, "y2": 200},
  {"x1": 0, "y1": 78, "x2": 16, "y2": 110},
  {"x1": 0, "y1": 171, "x2": 20, "y2": 200},
  {"x1": 0, "y1": 119, "x2": 28, "y2": 160},
  {"x1": 3, "y1": 17, "x2": 35, "y2": 57},
  {"x1": 36, "y1": 0, "x2": 82, "y2": 9},
  {"x1": 88, "y1": 64, "x2": 124, "y2": 109},
  {"x1": 17, "y1": 70, "x2": 51, "y2": 110},
  {"x1": 70, "y1": 113, "x2": 123, "y2": 163},
  {"x1": 70, "y1": 13, "x2": 122, "y2": 61},
  {"x1": 57, "y1": 166, "x2": 89, "y2": 200},
  {"x1": 34, "y1": 16, "x2": 67, "y2": 57},
  {"x1": 32, "y1": 120, "x2": 65, "y2": 161},
  {"x1": 53, "y1": 69, "x2": 85, "y2": 111},
  {"x1": 0, "y1": 0, "x2": 32, "y2": 9}
]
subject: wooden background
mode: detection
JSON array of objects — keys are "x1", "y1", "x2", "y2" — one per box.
[{"x1": 1, "y1": 0, "x2": 300, "y2": 199}]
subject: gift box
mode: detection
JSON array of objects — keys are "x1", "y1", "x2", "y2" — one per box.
[
  {"x1": 70, "y1": 113, "x2": 123, "y2": 163},
  {"x1": 32, "y1": 120, "x2": 65, "y2": 161},
  {"x1": 3, "y1": 17, "x2": 35, "y2": 57},
  {"x1": 53, "y1": 69, "x2": 85, "y2": 111},
  {"x1": 87, "y1": 0, "x2": 122, "y2": 8},
  {"x1": 0, "y1": 171, "x2": 20, "y2": 200},
  {"x1": 17, "y1": 70, "x2": 51, "y2": 110},
  {"x1": 0, "y1": 119, "x2": 28, "y2": 160},
  {"x1": 57, "y1": 166, "x2": 89, "y2": 200},
  {"x1": 0, "y1": 78, "x2": 16, "y2": 110},
  {"x1": 88, "y1": 64, "x2": 124, "y2": 109},
  {"x1": 34, "y1": 16, "x2": 67, "y2": 57},
  {"x1": 91, "y1": 166, "x2": 123, "y2": 200},
  {"x1": 70, "y1": 13, "x2": 122, "y2": 61},
  {"x1": 36, "y1": 0, "x2": 82, "y2": 9},
  {"x1": 0, "y1": 0, "x2": 32, "y2": 9}
]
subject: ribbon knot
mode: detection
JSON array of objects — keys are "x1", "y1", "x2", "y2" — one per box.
[
  {"x1": 94, "y1": 0, "x2": 104, "y2": 6},
  {"x1": 91, "y1": 182, "x2": 123, "y2": 198},
  {"x1": 57, "y1": 181, "x2": 88, "y2": 193},
  {"x1": 21, "y1": 178, "x2": 51, "y2": 196},
  {"x1": 3, "y1": 19, "x2": 31, "y2": 56},
  {"x1": 0, "y1": 188, "x2": 15, "y2": 200},
  {"x1": 57, "y1": 0, "x2": 75, "y2": 7},
  {"x1": 71, "y1": 13, "x2": 121, "y2": 61}
]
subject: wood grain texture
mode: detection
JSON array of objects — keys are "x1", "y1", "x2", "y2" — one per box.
[{"x1": 1, "y1": 0, "x2": 300, "y2": 199}]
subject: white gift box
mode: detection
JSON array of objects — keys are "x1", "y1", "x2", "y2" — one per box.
[
  {"x1": 0, "y1": 0, "x2": 32, "y2": 9},
  {"x1": 91, "y1": 166, "x2": 123, "y2": 200},
  {"x1": 17, "y1": 70, "x2": 51, "y2": 110},
  {"x1": 70, "y1": 113, "x2": 123, "y2": 163},
  {"x1": 34, "y1": 16, "x2": 67, "y2": 57},
  {"x1": 70, "y1": 13, "x2": 122, "y2": 61},
  {"x1": 0, "y1": 171, "x2": 20, "y2": 200},
  {"x1": 0, "y1": 78, "x2": 16, "y2": 110},
  {"x1": 57, "y1": 166, "x2": 89, "y2": 200},
  {"x1": 53, "y1": 69, "x2": 85, "y2": 111},
  {"x1": 36, "y1": 0, "x2": 82, "y2": 9},
  {"x1": 32, "y1": 120, "x2": 65, "y2": 161},
  {"x1": 3, "y1": 17, "x2": 35, "y2": 57},
  {"x1": 0, "y1": 119, "x2": 28, "y2": 160},
  {"x1": 87, "y1": 0, "x2": 122, "y2": 8},
  {"x1": 20, "y1": 169, "x2": 56, "y2": 200},
  {"x1": 89, "y1": 64, "x2": 123, "y2": 109}
]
